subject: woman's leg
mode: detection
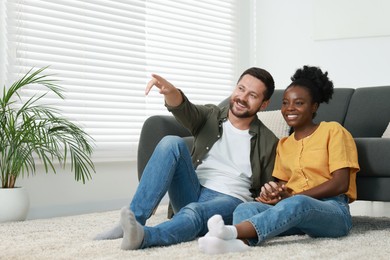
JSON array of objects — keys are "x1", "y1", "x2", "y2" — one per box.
[
  {"x1": 233, "y1": 201, "x2": 272, "y2": 225},
  {"x1": 200, "y1": 195, "x2": 351, "y2": 254},
  {"x1": 246, "y1": 195, "x2": 352, "y2": 246},
  {"x1": 198, "y1": 201, "x2": 271, "y2": 254}
]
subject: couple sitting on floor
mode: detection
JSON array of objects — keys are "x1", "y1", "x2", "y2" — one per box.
[{"x1": 94, "y1": 65, "x2": 359, "y2": 255}]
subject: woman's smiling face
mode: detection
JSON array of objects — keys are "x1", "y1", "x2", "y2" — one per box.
[{"x1": 281, "y1": 86, "x2": 318, "y2": 129}]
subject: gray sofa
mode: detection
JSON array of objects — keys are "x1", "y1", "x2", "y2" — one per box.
[{"x1": 137, "y1": 86, "x2": 390, "y2": 202}]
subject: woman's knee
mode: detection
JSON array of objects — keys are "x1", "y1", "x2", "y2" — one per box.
[{"x1": 233, "y1": 202, "x2": 267, "y2": 224}]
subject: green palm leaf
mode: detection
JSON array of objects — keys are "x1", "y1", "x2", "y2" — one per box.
[{"x1": 0, "y1": 67, "x2": 95, "y2": 188}]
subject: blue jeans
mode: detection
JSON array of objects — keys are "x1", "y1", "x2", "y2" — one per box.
[
  {"x1": 130, "y1": 136, "x2": 243, "y2": 249},
  {"x1": 233, "y1": 194, "x2": 352, "y2": 246}
]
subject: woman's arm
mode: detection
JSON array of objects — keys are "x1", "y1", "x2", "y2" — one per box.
[
  {"x1": 297, "y1": 167, "x2": 350, "y2": 199},
  {"x1": 256, "y1": 168, "x2": 350, "y2": 204}
]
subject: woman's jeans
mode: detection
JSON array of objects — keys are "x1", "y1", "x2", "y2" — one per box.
[
  {"x1": 130, "y1": 136, "x2": 243, "y2": 249},
  {"x1": 233, "y1": 194, "x2": 352, "y2": 246}
]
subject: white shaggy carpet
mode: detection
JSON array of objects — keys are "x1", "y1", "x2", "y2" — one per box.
[{"x1": 1, "y1": 205, "x2": 390, "y2": 260}]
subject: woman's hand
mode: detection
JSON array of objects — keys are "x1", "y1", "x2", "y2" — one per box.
[{"x1": 255, "y1": 181, "x2": 291, "y2": 204}]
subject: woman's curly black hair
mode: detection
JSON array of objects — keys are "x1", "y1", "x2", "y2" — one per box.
[{"x1": 288, "y1": 65, "x2": 334, "y2": 105}]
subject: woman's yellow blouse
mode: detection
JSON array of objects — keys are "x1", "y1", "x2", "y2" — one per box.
[{"x1": 272, "y1": 121, "x2": 360, "y2": 202}]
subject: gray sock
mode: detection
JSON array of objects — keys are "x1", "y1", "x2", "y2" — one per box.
[
  {"x1": 120, "y1": 207, "x2": 144, "y2": 250},
  {"x1": 93, "y1": 222, "x2": 123, "y2": 240}
]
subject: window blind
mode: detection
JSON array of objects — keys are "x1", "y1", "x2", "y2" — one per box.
[{"x1": 1, "y1": 0, "x2": 238, "y2": 162}]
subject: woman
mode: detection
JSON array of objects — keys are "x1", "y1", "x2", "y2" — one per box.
[{"x1": 198, "y1": 65, "x2": 360, "y2": 254}]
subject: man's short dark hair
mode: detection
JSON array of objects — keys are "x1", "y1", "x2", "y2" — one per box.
[{"x1": 237, "y1": 67, "x2": 275, "y2": 100}]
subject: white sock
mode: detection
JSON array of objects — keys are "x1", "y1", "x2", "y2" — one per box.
[
  {"x1": 207, "y1": 214, "x2": 237, "y2": 240},
  {"x1": 120, "y1": 207, "x2": 144, "y2": 250},
  {"x1": 93, "y1": 222, "x2": 123, "y2": 240},
  {"x1": 198, "y1": 236, "x2": 249, "y2": 255}
]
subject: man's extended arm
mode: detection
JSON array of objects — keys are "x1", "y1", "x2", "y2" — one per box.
[{"x1": 145, "y1": 74, "x2": 183, "y2": 107}]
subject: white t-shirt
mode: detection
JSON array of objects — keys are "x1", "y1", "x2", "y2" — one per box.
[{"x1": 196, "y1": 119, "x2": 253, "y2": 202}]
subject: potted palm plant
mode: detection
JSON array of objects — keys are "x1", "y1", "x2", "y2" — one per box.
[{"x1": 0, "y1": 67, "x2": 95, "y2": 222}]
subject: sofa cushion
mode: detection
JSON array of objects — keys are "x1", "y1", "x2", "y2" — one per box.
[
  {"x1": 354, "y1": 138, "x2": 390, "y2": 177},
  {"x1": 356, "y1": 177, "x2": 390, "y2": 201},
  {"x1": 382, "y1": 122, "x2": 390, "y2": 138},
  {"x1": 344, "y1": 86, "x2": 390, "y2": 137},
  {"x1": 313, "y1": 88, "x2": 355, "y2": 125},
  {"x1": 266, "y1": 88, "x2": 354, "y2": 125},
  {"x1": 257, "y1": 110, "x2": 290, "y2": 139},
  {"x1": 137, "y1": 115, "x2": 192, "y2": 180}
]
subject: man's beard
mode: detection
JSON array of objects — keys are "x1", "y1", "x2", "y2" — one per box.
[{"x1": 229, "y1": 99, "x2": 258, "y2": 118}]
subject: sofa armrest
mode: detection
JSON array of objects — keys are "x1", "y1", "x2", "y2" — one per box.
[
  {"x1": 355, "y1": 137, "x2": 390, "y2": 177},
  {"x1": 137, "y1": 115, "x2": 192, "y2": 180}
]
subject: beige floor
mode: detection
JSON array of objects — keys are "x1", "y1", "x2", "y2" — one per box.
[{"x1": 350, "y1": 201, "x2": 390, "y2": 217}]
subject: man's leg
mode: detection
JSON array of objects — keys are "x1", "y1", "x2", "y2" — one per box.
[
  {"x1": 120, "y1": 207, "x2": 144, "y2": 250},
  {"x1": 129, "y1": 188, "x2": 242, "y2": 249},
  {"x1": 95, "y1": 135, "x2": 200, "y2": 240},
  {"x1": 130, "y1": 135, "x2": 201, "y2": 224}
]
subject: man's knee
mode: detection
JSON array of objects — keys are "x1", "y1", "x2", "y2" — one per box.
[
  {"x1": 157, "y1": 136, "x2": 187, "y2": 151},
  {"x1": 182, "y1": 203, "x2": 203, "y2": 219},
  {"x1": 160, "y1": 135, "x2": 184, "y2": 146},
  {"x1": 180, "y1": 203, "x2": 207, "y2": 234}
]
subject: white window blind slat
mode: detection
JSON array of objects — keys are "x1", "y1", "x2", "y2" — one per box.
[
  {"x1": 2, "y1": 0, "x2": 238, "y2": 162},
  {"x1": 13, "y1": 52, "x2": 147, "y2": 76},
  {"x1": 22, "y1": 0, "x2": 146, "y2": 23},
  {"x1": 17, "y1": 15, "x2": 146, "y2": 41},
  {"x1": 13, "y1": 29, "x2": 146, "y2": 49}
]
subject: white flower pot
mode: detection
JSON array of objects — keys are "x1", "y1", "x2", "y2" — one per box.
[{"x1": 0, "y1": 187, "x2": 30, "y2": 223}]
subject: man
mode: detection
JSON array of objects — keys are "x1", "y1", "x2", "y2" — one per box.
[{"x1": 94, "y1": 67, "x2": 279, "y2": 250}]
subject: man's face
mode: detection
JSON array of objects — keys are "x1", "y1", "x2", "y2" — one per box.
[{"x1": 229, "y1": 74, "x2": 269, "y2": 118}]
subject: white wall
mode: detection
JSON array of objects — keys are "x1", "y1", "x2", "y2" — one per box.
[
  {"x1": 21, "y1": 0, "x2": 390, "y2": 219},
  {"x1": 19, "y1": 161, "x2": 139, "y2": 219},
  {"x1": 248, "y1": 0, "x2": 390, "y2": 90}
]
